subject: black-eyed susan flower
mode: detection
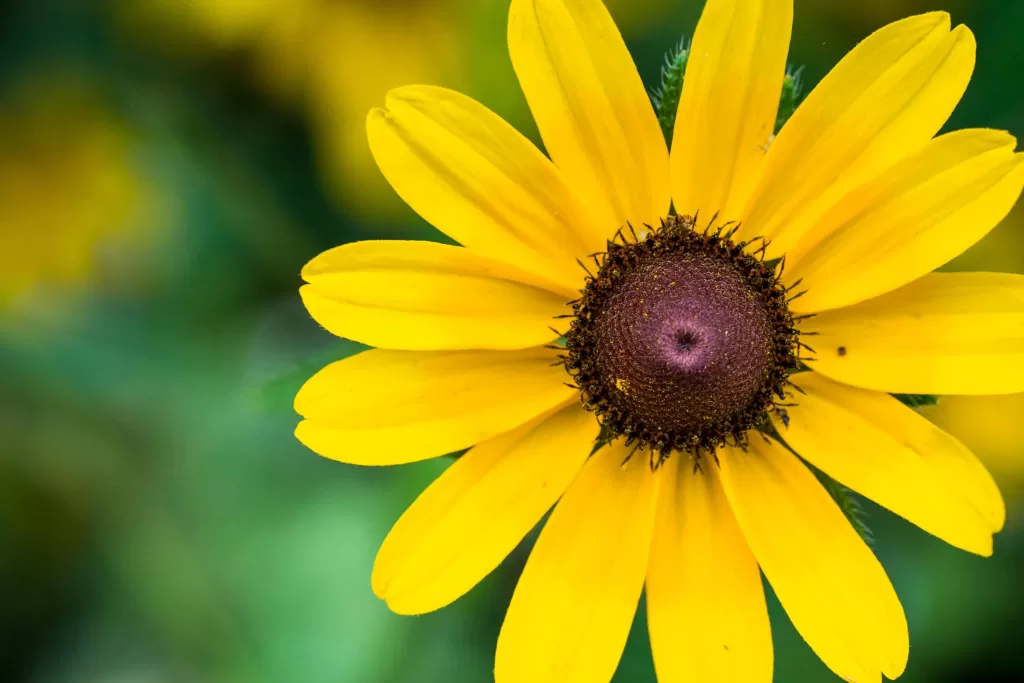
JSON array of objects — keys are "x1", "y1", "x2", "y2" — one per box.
[{"x1": 295, "y1": 0, "x2": 1024, "y2": 681}]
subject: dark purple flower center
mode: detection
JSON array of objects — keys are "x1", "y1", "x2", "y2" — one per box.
[
  {"x1": 592, "y1": 250, "x2": 775, "y2": 433},
  {"x1": 563, "y1": 215, "x2": 800, "y2": 464}
]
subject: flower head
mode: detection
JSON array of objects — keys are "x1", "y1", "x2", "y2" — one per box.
[
  {"x1": 563, "y1": 214, "x2": 801, "y2": 462},
  {"x1": 295, "y1": 1, "x2": 1024, "y2": 681}
]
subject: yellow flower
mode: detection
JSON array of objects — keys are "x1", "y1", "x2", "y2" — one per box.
[
  {"x1": 295, "y1": 1, "x2": 1024, "y2": 682},
  {"x1": 0, "y1": 82, "x2": 147, "y2": 304}
]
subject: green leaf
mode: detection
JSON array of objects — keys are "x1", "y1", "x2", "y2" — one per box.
[
  {"x1": 650, "y1": 39, "x2": 689, "y2": 145},
  {"x1": 774, "y1": 65, "x2": 805, "y2": 134},
  {"x1": 810, "y1": 465, "x2": 874, "y2": 544},
  {"x1": 893, "y1": 394, "x2": 940, "y2": 409}
]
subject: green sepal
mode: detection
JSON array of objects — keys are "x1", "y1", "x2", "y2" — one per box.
[
  {"x1": 810, "y1": 464, "x2": 874, "y2": 544},
  {"x1": 650, "y1": 39, "x2": 689, "y2": 145},
  {"x1": 774, "y1": 66, "x2": 804, "y2": 134},
  {"x1": 650, "y1": 35, "x2": 805, "y2": 143}
]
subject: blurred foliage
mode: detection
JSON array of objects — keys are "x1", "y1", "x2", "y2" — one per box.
[{"x1": 1, "y1": 0, "x2": 1022, "y2": 682}]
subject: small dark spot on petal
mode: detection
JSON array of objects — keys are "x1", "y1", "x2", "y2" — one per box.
[{"x1": 837, "y1": 346, "x2": 847, "y2": 356}]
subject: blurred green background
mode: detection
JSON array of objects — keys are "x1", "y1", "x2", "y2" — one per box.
[{"x1": 1, "y1": 0, "x2": 1022, "y2": 681}]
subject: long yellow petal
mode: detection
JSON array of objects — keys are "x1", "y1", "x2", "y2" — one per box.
[
  {"x1": 300, "y1": 240, "x2": 571, "y2": 351},
  {"x1": 719, "y1": 439, "x2": 908, "y2": 683},
  {"x1": 508, "y1": 0, "x2": 670, "y2": 235},
  {"x1": 786, "y1": 130, "x2": 1024, "y2": 313},
  {"x1": 495, "y1": 440, "x2": 658, "y2": 683},
  {"x1": 738, "y1": 13, "x2": 974, "y2": 258},
  {"x1": 781, "y1": 372, "x2": 1004, "y2": 555},
  {"x1": 372, "y1": 403, "x2": 597, "y2": 615},
  {"x1": 367, "y1": 86, "x2": 598, "y2": 295},
  {"x1": 294, "y1": 348, "x2": 575, "y2": 464},
  {"x1": 803, "y1": 272, "x2": 1024, "y2": 395},
  {"x1": 646, "y1": 456, "x2": 772, "y2": 683},
  {"x1": 670, "y1": 0, "x2": 792, "y2": 221}
]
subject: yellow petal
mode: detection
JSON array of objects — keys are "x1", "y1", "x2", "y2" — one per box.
[
  {"x1": 670, "y1": 0, "x2": 792, "y2": 221},
  {"x1": 646, "y1": 456, "x2": 772, "y2": 683},
  {"x1": 719, "y1": 439, "x2": 908, "y2": 683},
  {"x1": 508, "y1": 0, "x2": 670, "y2": 234},
  {"x1": 738, "y1": 13, "x2": 975, "y2": 258},
  {"x1": 803, "y1": 272, "x2": 1024, "y2": 395},
  {"x1": 787, "y1": 130, "x2": 1024, "y2": 313},
  {"x1": 373, "y1": 402, "x2": 598, "y2": 615},
  {"x1": 300, "y1": 240, "x2": 571, "y2": 351},
  {"x1": 366, "y1": 85, "x2": 598, "y2": 295},
  {"x1": 495, "y1": 440, "x2": 658, "y2": 683},
  {"x1": 294, "y1": 348, "x2": 575, "y2": 465},
  {"x1": 781, "y1": 372, "x2": 1004, "y2": 555}
]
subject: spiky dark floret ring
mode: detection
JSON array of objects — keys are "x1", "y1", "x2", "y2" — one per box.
[{"x1": 559, "y1": 214, "x2": 806, "y2": 468}]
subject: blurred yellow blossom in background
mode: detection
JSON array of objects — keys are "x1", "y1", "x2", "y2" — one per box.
[
  {"x1": 304, "y1": 2, "x2": 463, "y2": 220},
  {"x1": 124, "y1": 0, "x2": 464, "y2": 218},
  {"x1": 0, "y1": 80, "x2": 150, "y2": 306},
  {"x1": 925, "y1": 394, "x2": 1024, "y2": 503}
]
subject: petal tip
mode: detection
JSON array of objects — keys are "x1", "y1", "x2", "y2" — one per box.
[
  {"x1": 366, "y1": 106, "x2": 389, "y2": 125},
  {"x1": 385, "y1": 591, "x2": 441, "y2": 616},
  {"x1": 981, "y1": 128, "x2": 1018, "y2": 151},
  {"x1": 949, "y1": 22, "x2": 977, "y2": 51},
  {"x1": 384, "y1": 85, "x2": 427, "y2": 110},
  {"x1": 879, "y1": 618, "x2": 911, "y2": 681},
  {"x1": 892, "y1": 10, "x2": 950, "y2": 35},
  {"x1": 293, "y1": 417, "x2": 313, "y2": 442},
  {"x1": 923, "y1": 10, "x2": 952, "y2": 30},
  {"x1": 296, "y1": 283, "x2": 321, "y2": 319},
  {"x1": 989, "y1": 492, "x2": 1007, "y2": 534},
  {"x1": 293, "y1": 384, "x2": 312, "y2": 417},
  {"x1": 370, "y1": 562, "x2": 390, "y2": 601}
]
